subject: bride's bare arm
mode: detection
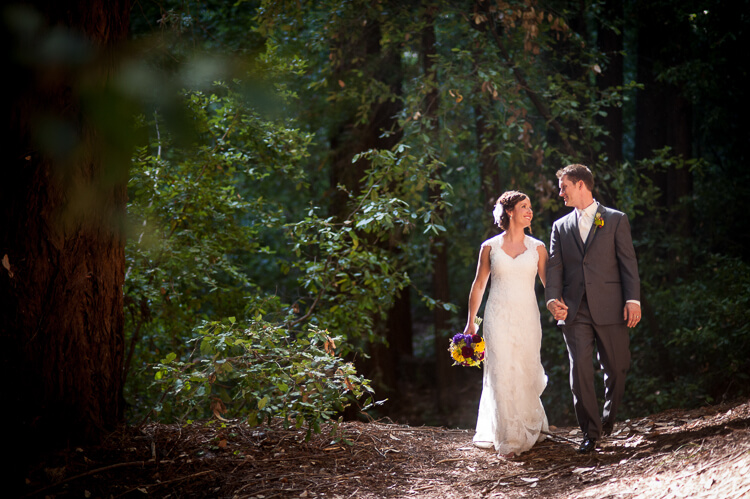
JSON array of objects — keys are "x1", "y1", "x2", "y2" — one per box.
[
  {"x1": 464, "y1": 245, "x2": 492, "y2": 334},
  {"x1": 537, "y1": 245, "x2": 549, "y2": 288}
]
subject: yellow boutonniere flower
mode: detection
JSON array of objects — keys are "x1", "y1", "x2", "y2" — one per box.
[{"x1": 594, "y1": 213, "x2": 604, "y2": 228}]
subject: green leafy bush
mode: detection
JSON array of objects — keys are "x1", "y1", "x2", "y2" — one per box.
[
  {"x1": 629, "y1": 253, "x2": 750, "y2": 413},
  {"x1": 153, "y1": 319, "x2": 375, "y2": 438},
  {"x1": 601, "y1": 153, "x2": 750, "y2": 416},
  {"x1": 124, "y1": 79, "x2": 313, "y2": 420},
  {"x1": 125, "y1": 76, "x2": 422, "y2": 425}
]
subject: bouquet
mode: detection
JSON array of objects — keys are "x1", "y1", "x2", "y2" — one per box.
[{"x1": 449, "y1": 317, "x2": 485, "y2": 368}]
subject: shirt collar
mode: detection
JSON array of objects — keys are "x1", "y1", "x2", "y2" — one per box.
[{"x1": 577, "y1": 200, "x2": 598, "y2": 219}]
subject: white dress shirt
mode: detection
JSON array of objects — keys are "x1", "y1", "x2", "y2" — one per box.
[{"x1": 577, "y1": 200, "x2": 599, "y2": 243}]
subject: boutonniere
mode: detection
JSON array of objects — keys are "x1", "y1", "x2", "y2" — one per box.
[{"x1": 594, "y1": 213, "x2": 604, "y2": 229}]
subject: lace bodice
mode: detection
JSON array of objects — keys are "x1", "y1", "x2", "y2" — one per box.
[{"x1": 483, "y1": 234, "x2": 544, "y2": 306}]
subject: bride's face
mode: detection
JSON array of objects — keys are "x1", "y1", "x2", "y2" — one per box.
[{"x1": 510, "y1": 197, "x2": 533, "y2": 227}]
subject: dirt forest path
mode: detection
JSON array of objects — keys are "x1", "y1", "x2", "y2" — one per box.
[{"x1": 26, "y1": 398, "x2": 750, "y2": 498}]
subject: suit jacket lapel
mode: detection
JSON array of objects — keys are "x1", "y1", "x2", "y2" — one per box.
[{"x1": 583, "y1": 204, "x2": 605, "y2": 251}]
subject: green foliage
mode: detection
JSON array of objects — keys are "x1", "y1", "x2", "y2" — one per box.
[
  {"x1": 124, "y1": 0, "x2": 750, "y2": 430},
  {"x1": 595, "y1": 152, "x2": 750, "y2": 417},
  {"x1": 124, "y1": 78, "x2": 315, "y2": 420},
  {"x1": 619, "y1": 152, "x2": 750, "y2": 414},
  {"x1": 123, "y1": 39, "x2": 445, "y2": 424},
  {"x1": 630, "y1": 253, "x2": 750, "y2": 413},
  {"x1": 285, "y1": 205, "x2": 411, "y2": 349},
  {"x1": 152, "y1": 319, "x2": 375, "y2": 438}
]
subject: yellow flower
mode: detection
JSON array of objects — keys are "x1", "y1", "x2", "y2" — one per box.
[
  {"x1": 451, "y1": 349, "x2": 463, "y2": 363},
  {"x1": 475, "y1": 340, "x2": 485, "y2": 353}
]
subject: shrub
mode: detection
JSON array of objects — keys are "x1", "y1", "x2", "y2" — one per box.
[{"x1": 152, "y1": 318, "x2": 376, "y2": 438}]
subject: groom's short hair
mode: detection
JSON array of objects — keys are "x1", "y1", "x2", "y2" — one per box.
[{"x1": 557, "y1": 164, "x2": 594, "y2": 192}]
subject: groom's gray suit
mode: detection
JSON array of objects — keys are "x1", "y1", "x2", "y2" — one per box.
[{"x1": 546, "y1": 203, "x2": 640, "y2": 439}]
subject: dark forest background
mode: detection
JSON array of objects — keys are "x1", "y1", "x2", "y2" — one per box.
[{"x1": 2, "y1": 0, "x2": 749, "y2": 480}]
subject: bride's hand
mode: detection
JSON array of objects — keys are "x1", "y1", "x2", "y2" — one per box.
[
  {"x1": 549, "y1": 298, "x2": 568, "y2": 321},
  {"x1": 463, "y1": 322, "x2": 477, "y2": 336}
]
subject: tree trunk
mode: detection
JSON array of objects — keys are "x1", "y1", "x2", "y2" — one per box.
[
  {"x1": 475, "y1": 98, "x2": 502, "y2": 214},
  {"x1": 633, "y1": 0, "x2": 694, "y2": 379},
  {"x1": 422, "y1": 2, "x2": 455, "y2": 413},
  {"x1": 597, "y1": 0, "x2": 624, "y2": 168},
  {"x1": 1, "y1": 0, "x2": 131, "y2": 474},
  {"x1": 635, "y1": 1, "x2": 693, "y2": 220},
  {"x1": 327, "y1": 6, "x2": 410, "y2": 398}
]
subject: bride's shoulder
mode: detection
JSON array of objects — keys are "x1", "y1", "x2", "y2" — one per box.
[
  {"x1": 525, "y1": 235, "x2": 546, "y2": 249},
  {"x1": 481, "y1": 233, "x2": 505, "y2": 249}
]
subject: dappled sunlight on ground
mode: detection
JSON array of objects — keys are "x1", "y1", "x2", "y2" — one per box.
[{"x1": 24, "y1": 398, "x2": 750, "y2": 498}]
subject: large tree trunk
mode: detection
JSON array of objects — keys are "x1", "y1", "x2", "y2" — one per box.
[
  {"x1": 421, "y1": 2, "x2": 456, "y2": 413},
  {"x1": 597, "y1": 0, "x2": 624, "y2": 168},
  {"x1": 635, "y1": 0, "x2": 693, "y2": 208},
  {"x1": 327, "y1": 6, "x2": 410, "y2": 399},
  {"x1": 1, "y1": 0, "x2": 131, "y2": 476},
  {"x1": 633, "y1": 0, "x2": 694, "y2": 381}
]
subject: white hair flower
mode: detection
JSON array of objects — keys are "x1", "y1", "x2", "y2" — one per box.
[{"x1": 493, "y1": 203, "x2": 504, "y2": 226}]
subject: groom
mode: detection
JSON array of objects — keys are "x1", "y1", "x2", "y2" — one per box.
[{"x1": 545, "y1": 164, "x2": 641, "y2": 453}]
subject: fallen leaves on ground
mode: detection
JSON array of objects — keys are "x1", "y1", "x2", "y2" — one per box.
[{"x1": 24, "y1": 398, "x2": 750, "y2": 498}]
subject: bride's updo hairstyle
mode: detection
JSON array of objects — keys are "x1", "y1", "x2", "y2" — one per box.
[{"x1": 493, "y1": 190, "x2": 529, "y2": 231}]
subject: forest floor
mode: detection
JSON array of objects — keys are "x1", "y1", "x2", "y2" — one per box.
[{"x1": 24, "y1": 398, "x2": 750, "y2": 498}]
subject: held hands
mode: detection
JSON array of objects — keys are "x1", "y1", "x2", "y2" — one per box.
[
  {"x1": 546, "y1": 298, "x2": 641, "y2": 325},
  {"x1": 624, "y1": 302, "x2": 641, "y2": 328},
  {"x1": 547, "y1": 298, "x2": 568, "y2": 321}
]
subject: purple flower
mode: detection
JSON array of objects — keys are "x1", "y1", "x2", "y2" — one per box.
[{"x1": 452, "y1": 334, "x2": 464, "y2": 345}]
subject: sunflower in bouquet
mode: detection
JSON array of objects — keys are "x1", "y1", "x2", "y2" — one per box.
[{"x1": 449, "y1": 317, "x2": 485, "y2": 367}]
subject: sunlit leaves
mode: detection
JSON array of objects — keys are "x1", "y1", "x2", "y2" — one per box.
[
  {"x1": 125, "y1": 79, "x2": 314, "y2": 421},
  {"x1": 152, "y1": 319, "x2": 373, "y2": 438},
  {"x1": 286, "y1": 205, "x2": 412, "y2": 346}
]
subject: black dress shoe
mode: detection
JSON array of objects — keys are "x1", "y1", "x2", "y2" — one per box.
[
  {"x1": 602, "y1": 420, "x2": 614, "y2": 437},
  {"x1": 577, "y1": 437, "x2": 597, "y2": 453}
]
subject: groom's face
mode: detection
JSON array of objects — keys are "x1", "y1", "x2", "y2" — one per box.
[{"x1": 559, "y1": 175, "x2": 584, "y2": 209}]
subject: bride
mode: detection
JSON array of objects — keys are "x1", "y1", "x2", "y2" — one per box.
[{"x1": 463, "y1": 190, "x2": 550, "y2": 456}]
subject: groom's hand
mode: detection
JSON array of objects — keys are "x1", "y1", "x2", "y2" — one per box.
[
  {"x1": 624, "y1": 302, "x2": 641, "y2": 328},
  {"x1": 547, "y1": 298, "x2": 568, "y2": 321}
]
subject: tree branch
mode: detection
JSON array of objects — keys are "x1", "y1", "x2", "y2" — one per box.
[{"x1": 480, "y1": 4, "x2": 577, "y2": 158}]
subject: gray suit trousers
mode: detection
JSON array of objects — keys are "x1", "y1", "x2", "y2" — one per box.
[{"x1": 561, "y1": 295, "x2": 631, "y2": 439}]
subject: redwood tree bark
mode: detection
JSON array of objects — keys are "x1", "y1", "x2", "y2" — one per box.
[
  {"x1": 597, "y1": 0, "x2": 624, "y2": 168},
  {"x1": 633, "y1": 0, "x2": 694, "y2": 380},
  {"x1": 635, "y1": 0, "x2": 693, "y2": 204},
  {"x1": 422, "y1": 2, "x2": 456, "y2": 413},
  {"x1": 475, "y1": 98, "x2": 502, "y2": 213},
  {"x1": 1, "y1": 0, "x2": 132, "y2": 463}
]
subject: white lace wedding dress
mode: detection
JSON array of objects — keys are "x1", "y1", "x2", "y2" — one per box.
[{"x1": 473, "y1": 233, "x2": 549, "y2": 455}]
